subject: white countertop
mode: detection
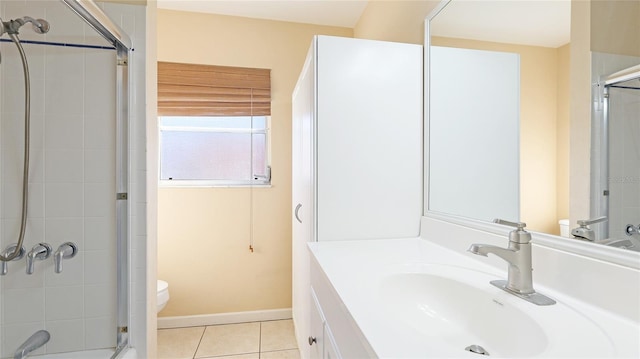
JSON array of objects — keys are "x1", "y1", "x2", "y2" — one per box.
[{"x1": 309, "y1": 237, "x2": 640, "y2": 358}]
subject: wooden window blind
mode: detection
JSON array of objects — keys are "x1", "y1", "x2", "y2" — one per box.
[{"x1": 158, "y1": 61, "x2": 271, "y2": 117}]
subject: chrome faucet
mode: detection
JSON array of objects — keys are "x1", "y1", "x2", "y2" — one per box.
[
  {"x1": 14, "y1": 330, "x2": 50, "y2": 359},
  {"x1": 468, "y1": 219, "x2": 555, "y2": 306},
  {"x1": 571, "y1": 216, "x2": 607, "y2": 241},
  {"x1": 1, "y1": 244, "x2": 25, "y2": 275},
  {"x1": 26, "y1": 243, "x2": 52, "y2": 275},
  {"x1": 53, "y1": 242, "x2": 77, "y2": 273}
]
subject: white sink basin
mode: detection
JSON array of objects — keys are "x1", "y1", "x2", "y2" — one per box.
[{"x1": 380, "y1": 264, "x2": 614, "y2": 358}]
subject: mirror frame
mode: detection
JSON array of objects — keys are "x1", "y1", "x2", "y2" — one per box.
[{"x1": 423, "y1": 0, "x2": 640, "y2": 269}]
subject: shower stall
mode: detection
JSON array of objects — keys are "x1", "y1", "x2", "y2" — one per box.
[
  {"x1": 0, "y1": 0, "x2": 146, "y2": 358},
  {"x1": 592, "y1": 58, "x2": 640, "y2": 251}
]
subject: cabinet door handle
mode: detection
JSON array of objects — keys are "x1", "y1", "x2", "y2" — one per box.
[
  {"x1": 308, "y1": 336, "x2": 316, "y2": 346},
  {"x1": 295, "y1": 203, "x2": 303, "y2": 223}
]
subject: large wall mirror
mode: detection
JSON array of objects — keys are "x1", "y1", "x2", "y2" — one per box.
[{"x1": 425, "y1": 0, "x2": 640, "y2": 258}]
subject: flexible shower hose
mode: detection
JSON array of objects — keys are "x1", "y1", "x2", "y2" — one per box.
[{"x1": 0, "y1": 33, "x2": 30, "y2": 262}]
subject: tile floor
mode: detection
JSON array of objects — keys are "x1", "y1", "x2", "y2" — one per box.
[{"x1": 157, "y1": 319, "x2": 300, "y2": 359}]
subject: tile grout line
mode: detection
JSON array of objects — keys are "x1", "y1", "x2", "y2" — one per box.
[
  {"x1": 258, "y1": 321, "x2": 263, "y2": 358},
  {"x1": 192, "y1": 326, "x2": 207, "y2": 359},
  {"x1": 157, "y1": 320, "x2": 299, "y2": 359}
]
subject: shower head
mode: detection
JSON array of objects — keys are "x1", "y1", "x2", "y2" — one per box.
[
  {"x1": 30, "y1": 18, "x2": 50, "y2": 34},
  {"x1": 1, "y1": 16, "x2": 50, "y2": 35}
]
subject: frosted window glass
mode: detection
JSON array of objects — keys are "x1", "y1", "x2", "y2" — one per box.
[{"x1": 159, "y1": 116, "x2": 269, "y2": 184}]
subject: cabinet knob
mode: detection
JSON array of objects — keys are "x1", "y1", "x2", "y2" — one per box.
[{"x1": 308, "y1": 336, "x2": 316, "y2": 346}]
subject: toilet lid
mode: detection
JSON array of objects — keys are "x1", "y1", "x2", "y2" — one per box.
[{"x1": 158, "y1": 280, "x2": 168, "y2": 292}]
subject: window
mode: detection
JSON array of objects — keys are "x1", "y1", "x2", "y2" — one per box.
[
  {"x1": 159, "y1": 116, "x2": 270, "y2": 185},
  {"x1": 157, "y1": 62, "x2": 271, "y2": 186}
]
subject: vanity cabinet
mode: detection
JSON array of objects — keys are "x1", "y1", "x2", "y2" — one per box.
[
  {"x1": 309, "y1": 290, "x2": 324, "y2": 359},
  {"x1": 291, "y1": 35, "x2": 422, "y2": 358},
  {"x1": 309, "y1": 256, "x2": 373, "y2": 359},
  {"x1": 309, "y1": 289, "x2": 341, "y2": 359}
]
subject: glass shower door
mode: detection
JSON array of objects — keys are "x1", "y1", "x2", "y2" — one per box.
[{"x1": 0, "y1": 0, "x2": 130, "y2": 356}]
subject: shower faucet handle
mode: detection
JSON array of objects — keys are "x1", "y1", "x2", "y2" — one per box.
[
  {"x1": 26, "y1": 243, "x2": 52, "y2": 275},
  {"x1": 54, "y1": 242, "x2": 77, "y2": 273},
  {"x1": 0, "y1": 244, "x2": 26, "y2": 275}
]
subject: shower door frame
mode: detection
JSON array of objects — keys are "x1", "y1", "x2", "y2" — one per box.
[{"x1": 60, "y1": 0, "x2": 133, "y2": 356}]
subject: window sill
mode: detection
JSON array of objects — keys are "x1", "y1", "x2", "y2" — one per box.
[{"x1": 159, "y1": 180, "x2": 272, "y2": 189}]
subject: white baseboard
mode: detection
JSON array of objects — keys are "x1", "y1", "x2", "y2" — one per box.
[{"x1": 157, "y1": 308, "x2": 292, "y2": 329}]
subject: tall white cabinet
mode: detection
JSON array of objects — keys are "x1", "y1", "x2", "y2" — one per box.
[{"x1": 292, "y1": 35, "x2": 423, "y2": 358}]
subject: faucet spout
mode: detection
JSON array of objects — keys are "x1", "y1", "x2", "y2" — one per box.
[
  {"x1": 468, "y1": 244, "x2": 517, "y2": 262},
  {"x1": 14, "y1": 330, "x2": 50, "y2": 359},
  {"x1": 468, "y1": 241, "x2": 533, "y2": 295}
]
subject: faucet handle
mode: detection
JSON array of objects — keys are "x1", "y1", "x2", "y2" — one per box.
[
  {"x1": 54, "y1": 242, "x2": 77, "y2": 274},
  {"x1": 26, "y1": 243, "x2": 52, "y2": 275},
  {"x1": 625, "y1": 224, "x2": 640, "y2": 236},
  {"x1": 494, "y1": 219, "x2": 531, "y2": 244},
  {"x1": 1, "y1": 244, "x2": 26, "y2": 275},
  {"x1": 493, "y1": 218, "x2": 527, "y2": 230},
  {"x1": 577, "y1": 216, "x2": 607, "y2": 227}
]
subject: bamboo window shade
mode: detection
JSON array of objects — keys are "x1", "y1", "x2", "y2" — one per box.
[{"x1": 158, "y1": 61, "x2": 271, "y2": 117}]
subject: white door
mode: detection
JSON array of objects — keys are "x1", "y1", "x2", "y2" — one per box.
[
  {"x1": 292, "y1": 44, "x2": 316, "y2": 358},
  {"x1": 315, "y1": 35, "x2": 423, "y2": 241}
]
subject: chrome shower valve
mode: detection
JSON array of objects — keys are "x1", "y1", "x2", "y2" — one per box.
[
  {"x1": 26, "y1": 243, "x2": 52, "y2": 275},
  {"x1": 54, "y1": 242, "x2": 78, "y2": 273},
  {"x1": 0, "y1": 244, "x2": 25, "y2": 275}
]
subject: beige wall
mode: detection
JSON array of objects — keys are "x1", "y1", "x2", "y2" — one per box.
[
  {"x1": 102, "y1": 0, "x2": 147, "y2": 5},
  {"x1": 556, "y1": 43, "x2": 571, "y2": 222},
  {"x1": 354, "y1": 0, "x2": 439, "y2": 44},
  {"x1": 431, "y1": 37, "x2": 569, "y2": 234},
  {"x1": 157, "y1": 9, "x2": 351, "y2": 317},
  {"x1": 591, "y1": 0, "x2": 640, "y2": 57}
]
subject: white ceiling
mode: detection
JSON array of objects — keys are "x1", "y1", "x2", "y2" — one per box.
[
  {"x1": 156, "y1": 0, "x2": 571, "y2": 48},
  {"x1": 156, "y1": 0, "x2": 369, "y2": 28}
]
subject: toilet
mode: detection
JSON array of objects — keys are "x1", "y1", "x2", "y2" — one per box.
[
  {"x1": 559, "y1": 219, "x2": 570, "y2": 237},
  {"x1": 157, "y1": 280, "x2": 170, "y2": 313}
]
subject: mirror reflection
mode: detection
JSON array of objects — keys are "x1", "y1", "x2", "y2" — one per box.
[
  {"x1": 591, "y1": 64, "x2": 640, "y2": 250},
  {"x1": 427, "y1": 0, "x2": 640, "y2": 251}
]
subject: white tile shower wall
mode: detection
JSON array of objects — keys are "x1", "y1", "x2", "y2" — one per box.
[{"x1": 0, "y1": 0, "x2": 146, "y2": 357}]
